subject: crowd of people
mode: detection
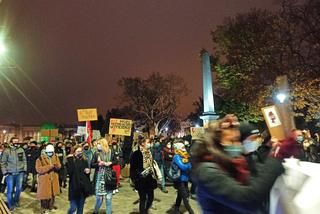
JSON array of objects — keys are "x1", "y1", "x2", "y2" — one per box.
[{"x1": 0, "y1": 114, "x2": 320, "y2": 214}]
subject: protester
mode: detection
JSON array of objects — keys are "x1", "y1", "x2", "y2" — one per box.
[
  {"x1": 172, "y1": 140, "x2": 194, "y2": 214},
  {"x1": 1, "y1": 137, "x2": 27, "y2": 211},
  {"x1": 66, "y1": 145, "x2": 92, "y2": 214},
  {"x1": 191, "y1": 115, "x2": 285, "y2": 214},
  {"x1": 83, "y1": 143, "x2": 93, "y2": 168},
  {"x1": 0, "y1": 144, "x2": 5, "y2": 193},
  {"x1": 25, "y1": 141, "x2": 40, "y2": 192},
  {"x1": 151, "y1": 136, "x2": 168, "y2": 193},
  {"x1": 274, "y1": 129, "x2": 304, "y2": 160},
  {"x1": 55, "y1": 142, "x2": 67, "y2": 189},
  {"x1": 36, "y1": 144, "x2": 61, "y2": 214},
  {"x1": 91, "y1": 138, "x2": 115, "y2": 214},
  {"x1": 130, "y1": 137, "x2": 158, "y2": 214},
  {"x1": 111, "y1": 139, "x2": 122, "y2": 194}
]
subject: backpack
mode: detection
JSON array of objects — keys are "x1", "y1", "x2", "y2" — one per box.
[{"x1": 168, "y1": 162, "x2": 181, "y2": 181}]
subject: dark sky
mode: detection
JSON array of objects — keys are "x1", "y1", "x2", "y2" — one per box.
[{"x1": 0, "y1": 0, "x2": 279, "y2": 125}]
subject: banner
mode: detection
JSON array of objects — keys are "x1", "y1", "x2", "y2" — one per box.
[
  {"x1": 190, "y1": 127, "x2": 205, "y2": 139},
  {"x1": 77, "y1": 126, "x2": 87, "y2": 135},
  {"x1": 77, "y1": 108, "x2": 98, "y2": 122},
  {"x1": 92, "y1": 130, "x2": 101, "y2": 140},
  {"x1": 109, "y1": 118, "x2": 132, "y2": 136},
  {"x1": 41, "y1": 129, "x2": 59, "y2": 137}
]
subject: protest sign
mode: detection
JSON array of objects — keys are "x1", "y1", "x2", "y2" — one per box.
[
  {"x1": 262, "y1": 105, "x2": 286, "y2": 140},
  {"x1": 190, "y1": 127, "x2": 205, "y2": 139},
  {"x1": 109, "y1": 118, "x2": 132, "y2": 136},
  {"x1": 77, "y1": 108, "x2": 98, "y2": 122}
]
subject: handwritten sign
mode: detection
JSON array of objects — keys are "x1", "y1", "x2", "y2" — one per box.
[
  {"x1": 77, "y1": 108, "x2": 98, "y2": 122},
  {"x1": 109, "y1": 118, "x2": 132, "y2": 136},
  {"x1": 190, "y1": 127, "x2": 205, "y2": 139},
  {"x1": 262, "y1": 105, "x2": 286, "y2": 140}
]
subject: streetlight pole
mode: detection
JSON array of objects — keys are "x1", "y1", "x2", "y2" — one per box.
[{"x1": 275, "y1": 75, "x2": 296, "y2": 136}]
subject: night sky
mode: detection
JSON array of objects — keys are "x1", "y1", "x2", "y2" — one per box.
[{"x1": 0, "y1": 0, "x2": 278, "y2": 125}]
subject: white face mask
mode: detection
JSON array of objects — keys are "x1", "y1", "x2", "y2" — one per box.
[
  {"x1": 97, "y1": 144, "x2": 102, "y2": 151},
  {"x1": 146, "y1": 144, "x2": 152, "y2": 149}
]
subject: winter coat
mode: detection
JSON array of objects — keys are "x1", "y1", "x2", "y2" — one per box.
[
  {"x1": 151, "y1": 143, "x2": 164, "y2": 164},
  {"x1": 130, "y1": 148, "x2": 157, "y2": 191},
  {"x1": 1, "y1": 147, "x2": 27, "y2": 175},
  {"x1": 91, "y1": 150, "x2": 116, "y2": 188},
  {"x1": 26, "y1": 147, "x2": 41, "y2": 174},
  {"x1": 111, "y1": 145, "x2": 122, "y2": 165},
  {"x1": 276, "y1": 137, "x2": 303, "y2": 160},
  {"x1": 173, "y1": 154, "x2": 192, "y2": 182},
  {"x1": 36, "y1": 154, "x2": 61, "y2": 200},
  {"x1": 55, "y1": 147, "x2": 66, "y2": 168},
  {"x1": 193, "y1": 157, "x2": 284, "y2": 214},
  {"x1": 66, "y1": 155, "x2": 92, "y2": 200}
]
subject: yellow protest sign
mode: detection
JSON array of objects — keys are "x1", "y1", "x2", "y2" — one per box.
[
  {"x1": 77, "y1": 108, "x2": 98, "y2": 122},
  {"x1": 109, "y1": 118, "x2": 132, "y2": 136},
  {"x1": 190, "y1": 127, "x2": 205, "y2": 139}
]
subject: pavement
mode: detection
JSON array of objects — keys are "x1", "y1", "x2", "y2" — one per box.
[{"x1": 2, "y1": 178, "x2": 202, "y2": 214}]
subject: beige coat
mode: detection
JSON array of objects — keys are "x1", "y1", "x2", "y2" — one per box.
[{"x1": 36, "y1": 154, "x2": 61, "y2": 200}]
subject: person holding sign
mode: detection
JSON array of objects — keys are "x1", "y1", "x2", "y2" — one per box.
[{"x1": 191, "y1": 115, "x2": 285, "y2": 214}]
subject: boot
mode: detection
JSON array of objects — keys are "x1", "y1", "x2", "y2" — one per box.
[{"x1": 174, "y1": 206, "x2": 180, "y2": 214}]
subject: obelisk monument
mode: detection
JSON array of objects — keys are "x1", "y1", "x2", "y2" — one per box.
[{"x1": 200, "y1": 50, "x2": 219, "y2": 128}]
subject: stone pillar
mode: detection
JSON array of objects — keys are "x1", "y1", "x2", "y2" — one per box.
[{"x1": 200, "y1": 50, "x2": 219, "y2": 128}]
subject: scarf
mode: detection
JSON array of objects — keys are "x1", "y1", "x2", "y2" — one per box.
[
  {"x1": 175, "y1": 149, "x2": 190, "y2": 163},
  {"x1": 141, "y1": 147, "x2": 155, "y2": 177},
  {"x1": 201, "y1": 154, "x2": 249, "y2": 185}
]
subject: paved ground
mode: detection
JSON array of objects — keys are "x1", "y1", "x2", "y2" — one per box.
[{"x1": 2, "y1": 178, "x2": 202, "y2": 214}]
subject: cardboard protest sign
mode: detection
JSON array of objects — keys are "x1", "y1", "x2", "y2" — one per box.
[
  {"x1": 190, "y1": 127, "x2": 205, "y2": 139},
  {"x1": 92, "y1": 130, "x2": 101, "y2": 140},
  {"x1": 109, "y1": 118, "x2": 132, "y2": 136},
  {"x1": 77, "y1": 126, "x2": 87, "y2": 135},
  {"x1": 41, "y1": 129, "x2": 59, "y2": 137},
  {"x1": 262, "y1": 105, "x2": 286, "y2": 140},
  {"x1": 77, "y1": 108, "x2": 98, "y2": 122}
]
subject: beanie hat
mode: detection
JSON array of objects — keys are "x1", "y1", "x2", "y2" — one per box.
[
  {"x1": 45, "y1": 144, "x2": 55, "y2": 153},
  {"x1": 240, "y1": 122, "x2": 260, "y2": 142},
  {"x1": 174, "y1": 142, "x2": 185, "y2": 150}
]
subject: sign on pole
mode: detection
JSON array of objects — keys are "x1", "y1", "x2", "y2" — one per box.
[
  {"x1": 109, "y1": 118, "x2": 132, "y2": 136},
  {"x1": 262, "y1": 105, "x2": 286, "y2": 140},
  {"x1": 190, "y1": 127, "x2": 205, "y2": 139},
  {"x1": 77, "y1": 108, "x2": 98, "y2": 122}
]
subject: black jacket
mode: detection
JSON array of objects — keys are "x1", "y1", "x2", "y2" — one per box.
[
  {"x1": 130, "y1": 148, "x2": 157, "y2": 191},
  {"x1": 26, "y1": 147, "x2": 40, "y2": 174},
  {"x1": 194, "y1": 157, "x2": 284, "y2": 214},
  {"x1": 91, "y1": 150, "x2": 116, "y2": 187},
  {"x1": 66, "y1": 156, "x2": 92, "y2": 200}
]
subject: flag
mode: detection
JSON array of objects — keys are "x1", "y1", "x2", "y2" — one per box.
[{"x1": 86, "y1": 121, "x2": 93, "y2": 146}]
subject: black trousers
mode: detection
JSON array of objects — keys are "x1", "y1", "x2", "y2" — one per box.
[
  {"x1": 138, "y1": 189, "x2": 154, "y2": 214},
  {"x1": 174, "y1": 181, "x2": 195, "y2": 214}
]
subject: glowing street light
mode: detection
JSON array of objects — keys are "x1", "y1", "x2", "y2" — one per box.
[
  {"x1": 276, "y1": 93, "x2": 287, "y2": 104},
  {"x1": 2, "y1": 130, "x2": 6, "y2": 134}
]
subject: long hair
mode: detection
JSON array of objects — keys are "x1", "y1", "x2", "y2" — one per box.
[
  {"x1": 98, "y1": 138, "x2": 110, "y2": 153},
  {"x1": 191, "y1": 117, "x2": 240, "y2": 179}
]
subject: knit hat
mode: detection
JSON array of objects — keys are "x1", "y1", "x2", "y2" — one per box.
[
  {"x1": 240, "y1": 122, "x2": 260, "y2": 142},
  {"x1": 45, "y1": 144, "x2": 55, "y2": 153},
  {"x1": 174, "y1": 142, "x2": 185, "y2": 150}
]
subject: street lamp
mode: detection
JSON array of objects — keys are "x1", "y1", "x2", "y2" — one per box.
[
  {"x1": 2, "y1": 130, "x2": 6, "y2": 134},
  {"x1": 276, "y1": 93, "x2": 287, "y2": 104}
]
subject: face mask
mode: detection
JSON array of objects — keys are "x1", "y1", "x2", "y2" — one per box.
[
  {"x1": 155, "y1": 142, "x2": 160, "y2": 147},
  {"x1": 13, "y1": 144, "x2": 19, "y2": 148},
  {"x1": 76, "y1": 152, "x2": 83, "y2": 159},
  {"x1": 242, "y1": 140, "x2": 260, "y2": 154},
  {"x1": 47, "y1": 152, "x2": 54, "y2": 157},
  {"x1": 97, "y1": 144, "x2": 102, "y2": 151},
  {"x1": 84, "y1": 147, "x2": 89, "y2": 151},
  {"x1": 146, "y1": 144, "x2": 152, "y2": 149},
  {"x1": 296, "y1": 136, "x2": 304, "y2": 143},
  {"x1": 223, "y1": 145, "x2": 242, "y2": 158},
  {"x1": 23, "y1": 145, "x2": 28, "y2": 149}
]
